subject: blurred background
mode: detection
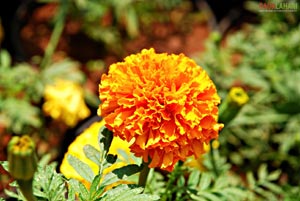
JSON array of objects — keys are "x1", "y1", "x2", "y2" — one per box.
[{"x1": 1, "y1": 0, "x2": 300, "y2": 200}]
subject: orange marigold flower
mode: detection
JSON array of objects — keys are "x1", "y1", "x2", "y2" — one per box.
[{"x1": 98, "y1": 48, "x2": 224, "y2": 171}]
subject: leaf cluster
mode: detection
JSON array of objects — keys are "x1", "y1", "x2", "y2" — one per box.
[
  {"x1": 0, "y1": 49, "x2": 86, "y2": 134},
  {"x1": 1, "y1": 126, "x2": 159, "y2": 200},
  {"x1": 195, "y1": 9, "x2": 300, "y2": 198},
  {"x1": 39, "y1": 0, "x2": 184, "y2": 55}
]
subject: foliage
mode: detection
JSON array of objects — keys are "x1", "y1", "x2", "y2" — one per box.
[
  {"x1": 1, "y1": 126, "x2": 159, "y2": 201},
  {"x1": 39, "y1": 0, "x2": 184, "y2": 54},
  {"x1": 195, "y1": 8, "x2": 300, "y2": 198},
  {"x1": 145, "y1": 151, "x2": 283, "y2": 201},
  {"x1": 0, "y1": 49, "x2": 89, "y2": 135},
  {"x1": 2, "y1": 154, "x2": 67, "y2": 201},
  {"x1": 1, "y1": 1, "x2": 300, "y2": 200},
  {"x1": 0, "y1": 50, "x2": 43, "y2": 134}
]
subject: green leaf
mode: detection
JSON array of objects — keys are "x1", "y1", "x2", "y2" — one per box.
[
  {"x1": 112, "y1": 164, "x2": 142, "y2": 179},
  {"x1": 258, "y1": 164, "x2": 268, "y2": 181},
  {"x1": 177, "y1": 175, "x2": 185, "y2": 188},
  {"x1": 199, "y1": 173, "x2": 212, "y2": 190},
  {"x1": 89, "y1": 174, "x2": 103, "y2": 200},
  {"x1": 0, "y1": 49, "x2": 11, "y2": 68},
  {"x1": 106, "y1": 154, "x2": 118, "y2": 164},
  {"x1": 254, "y1": 186, "x2": 278, "y2": 201},
  {"x1": 197, "y1": 192, "x2": 223, "y2": 201},
  {"x1": 267, "y1": 170, "x2": 281, "y2": 181},
  {"x1": 33, "y1": 162, "x2": 67, "y2": 200},
  {"x1": 67, "y1": 154, "x2": 95, "y2": 183},
  {"x1": 260, "y1": 182, "x2": 283, "y2": 194},
  {"x1": 222, "y1": 187, "x2": 247, "y2": 200},
  {"x1": 38, "y1": 154, "x2": 52, "y2": 167},
  {"x1": 246, "y1": 172, "x2": 256, "y2": 189},
  {"x1": 0, "y1": 161, "x2": 9, "y2": 172},
  {"x1": 67, "y1": 184, "x2": 76, "y2": 201},
  {"x1": 100, "y1": 172, "x2": 120, "y2": 187},
  {"x1": 125, "y1": 6, "x2": 139, "y2": 38},
  {"x1": 69, "y1": 178, "x2": 89, "y2": 201},
  {"x1": 189, "y1": 194, "x2": 207, "y2": 201},
  {"x1": 187, "y1": 170, "x2": 200, "y2": 187},
  {"x1": 98, "y1": 126, "x2": 114, "y2": 158},
  {"x1": 42, "y1": 59, "x2": 85, "y2": 84},
  {"x1": 83, "y1": 144, "x2": 101, "y2": 166},
  {"x1": 102, "y1": 184, "x2": 159, "y2": 201}
]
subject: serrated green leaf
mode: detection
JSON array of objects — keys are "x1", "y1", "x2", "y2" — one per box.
[
  {"x1": 214, "y1": 175, "x2": 228, "y2": 189},
  {"x1": 89, "y1": 174, "x2": 103, "y2": 200},
  {"x1": 254, "y1": 186, "x2": 278, "y2": 201},
  {"x1": 102, "y1": 184, "x2": 159, "y2": 201},
  {"x1": 83, "y1": 144, "x2": 101, "y2": 166},
  {"x1": 198, "y1": 192, "x2": 223, "y2": 201},
  {"x1": 112, "y1": 164, "x2": 142, "y2": 179},
  {"x1": 177, "y1": 175, "x2": 185, "y2": 188},
  {"x1": 104, "y1": 185, "x2": 143, "y2": 201},
  {"x1": 42, "y1": 59, "x2": 85, "y2": 84},
  {"x1": 188, "y1": 170, "x2": 200, "y2": 187},
  {"x1": 189, "y1": 193, "x2": 207, "y2": 201},
  {"x1": 67, "y1": 154, "x2": 95, "y2": 183},
  {"x1": 260, "y1": 182, "x2": 283, "y2": 194},
  {"x1": 258, "y1": 164, "x2": 268, "y2": 181},
  {"x1": 67, "y1": 184, "x2": 76, "y2": 201},
  {"x1": 69, "y1": 178, "x2": 89, "y2": 200},
  {"x1": 101, "y1": 172, "x2": 119, "y2": 187},
  {"x1": 4, "y1": 188, "x2": 19, "y2": 199},
  {"x1": 267, "y1": 170, "x2": 281, "y2": 181},
  {"x1": 222, "y1": 187, "x2": 247, "y2": 200},
  {"x1": 247, "y1": 172, "x2": 256, "y2": 189},
  {"x1": 199, "y1": 173, "x2": 212, "y2": 190}
]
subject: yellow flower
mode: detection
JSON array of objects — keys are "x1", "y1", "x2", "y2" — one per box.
[
  {"x1": 60, "y1": 120, "x2": 134, "y2": 187},
  {"x1": 43, "y1": 79, "x2": 90, "y2": 127},
  {"x1": 98, "y1": 48, "x2": 224, "y2": 171},
  {"x1": 229, "y1": 87, "x2": 249, "y2": 106}
]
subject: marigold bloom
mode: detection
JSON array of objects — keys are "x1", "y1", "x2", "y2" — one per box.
[
  {"x1": 60, "y1": 121, "x2": 134, "y2": 186},
  {"x1": 43, "y1": 79, "x2": 90, "y2": 127},
  {"x1": 98, "y1": 48, "x2": 223, "y2": 171}
]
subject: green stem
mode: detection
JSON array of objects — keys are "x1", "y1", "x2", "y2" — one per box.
[
  {"x1": 138, "y1": 161, "x2": 150, "y2": 187},
  {"x1": 40, "y1": 0, "x2": 67, "y2": 69},
  {"x1": 17, "y1": 179, "x2": 36, "y2": 201},
  {"x1": 161, "y1": 161, "x2": 183, "y2": 201},
  {"x1": 209, "y1": 141, "x2": 219, "y2": 177}
]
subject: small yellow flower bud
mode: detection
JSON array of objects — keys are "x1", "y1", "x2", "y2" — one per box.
[
  {"x1": 8, "y1": 135, "x2": 37, "y2": 180},
  {"x1": 219, "y1": 87, "x2": 249, "y2": 125},
  {"x1": 7, "y1": 135, "x2": 37, "y2": 201}
]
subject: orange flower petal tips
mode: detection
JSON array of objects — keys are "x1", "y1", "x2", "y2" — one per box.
[{"x1": 98, "y1": 48, "x2": 224, "y2": 171}]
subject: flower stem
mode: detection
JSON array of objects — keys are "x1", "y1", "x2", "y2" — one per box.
[
  {"x1": 40, "y1": 0, "x2": 67, "y2": 69},
  {"x1": 209, "y1": 141, "x2": 219, "y2": 177},
  {"x1": 17, "y1": 179, "x2": 36, "y2": 201},
  {"x1": 138, "y1": 161, "x2": 150, "y2": 187}
]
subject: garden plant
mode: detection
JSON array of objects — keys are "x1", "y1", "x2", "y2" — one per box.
[{"x1": 0, "y1": 0, "x2": 300, "y2": 201}]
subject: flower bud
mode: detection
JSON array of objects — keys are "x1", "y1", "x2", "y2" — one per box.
[
  {"x1": 219, "y1": 87, "x2": 249, "y2": 125},
  {"x1": 7, "y1": 135, "x2": 37, "y2": 180}
]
